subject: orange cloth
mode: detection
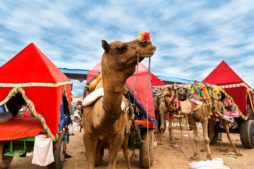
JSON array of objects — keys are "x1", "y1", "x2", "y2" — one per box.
[{"x1": 0, "y1": 117, "x2": 45, "y2": 141}]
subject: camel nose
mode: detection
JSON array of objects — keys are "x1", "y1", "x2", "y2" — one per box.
[{"x1": 152, "y1": 45, "x2": 156, "y2": 52}]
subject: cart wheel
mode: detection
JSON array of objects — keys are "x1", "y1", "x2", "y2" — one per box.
[
  {"x1": 0, "y1": 142, "x2": 13, "y2": 169},
  {"x1": 48, "y1": 133, "x2": 65, "y2": 169},
  {"x1": 240, "y1": 119, "x2": 254, "y2": 148},
  {"x1": 139, "y1": 130, "x2": 155, "y2": 168}
]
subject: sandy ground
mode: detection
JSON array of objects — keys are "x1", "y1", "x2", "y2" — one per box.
[{"x1": 8, "y1": 123, "x2": 254, "y2": 169}]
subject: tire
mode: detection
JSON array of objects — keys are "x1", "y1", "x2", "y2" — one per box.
[
  {"x1": 48, "y1": 133, "x2": 65, "y2": 169},
  {"x1": 240, "y1": 119, "x2": 254, "y2": 148},
  {"x1": 139, "y1": 130, "x2": 155, "y2": 168},
  {"x1": 0, "y1": 142, "x2": 13, "y2": 169}
]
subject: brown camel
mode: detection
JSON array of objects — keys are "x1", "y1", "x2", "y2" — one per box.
[
  {"x1": 154, "y1": 85, "x2": 175, "y2": 144},
  {"x1": 174, "y1": 85, "x2": 242, "y2": 159},
  {"x1": 154, "y1": 85, "x2": 187, "y2": 144},
  {"x1": 82, "y1": 35, "x2": 156, "y2": 169}
]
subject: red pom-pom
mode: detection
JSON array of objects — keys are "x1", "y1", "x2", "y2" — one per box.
[{"x1": 139, "y1": 32, "x2": 151, "y2": 42}]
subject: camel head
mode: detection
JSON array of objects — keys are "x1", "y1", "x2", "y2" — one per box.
[
  {"x1": 161, "y1": 85, "x2": 175, "y2": 104},
  {"x1": 175, "y1": 85, "x2": 189, "y2": 101},
  {"x1": 101, "y1": 32, "x2": 156, "y2": 77}
]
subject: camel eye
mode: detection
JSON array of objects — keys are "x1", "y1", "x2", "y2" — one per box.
[{"x1": 117, "y1": 45, "x2": 127, "y2": 53}]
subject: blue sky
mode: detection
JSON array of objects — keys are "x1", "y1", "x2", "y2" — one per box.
[{"x1": 0, "y1": 0, "x2": 254, "y2": 96}]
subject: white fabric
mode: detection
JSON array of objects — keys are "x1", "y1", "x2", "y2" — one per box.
[
  {"x1": 82, "y1": 88, "x2": 126, "y2": 110},
  {"x1": 82, "y1": 88, "x2": 104, "y2": 106},
  {"x1": 189, "y1": 98, "x2": 203, "y2": 105},
  {"x1": 32, "y1": 135, "x2": 54, "y2": 166},
  {"x1": 121, "y1": 101, "x2": 126, "y2": 110},
  {"x1": 189, "y1": 158, "x2": 230, "y2": 169}
]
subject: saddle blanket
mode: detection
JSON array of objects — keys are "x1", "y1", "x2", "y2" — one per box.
[
  {"x1": 82, "y1": 88, "x2": 126, "y2": 109},
  {"x1": 82, "y1": 88, "x2": 104, "y2": 106}
]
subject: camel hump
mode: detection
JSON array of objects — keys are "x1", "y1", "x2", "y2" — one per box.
[{"x1": 82, "y1": 88, "x2": 104, "y2": 107}]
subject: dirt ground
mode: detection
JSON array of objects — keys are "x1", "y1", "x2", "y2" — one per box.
[{"x1": 8, "y1": 123, "x2": 254, "y2": 169}]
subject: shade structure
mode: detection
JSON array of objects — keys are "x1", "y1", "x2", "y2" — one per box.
[
  {"x1": 0, "y1": 43, "x2": 72, "y2": 140},
  {"x1": 86, "y1": 62, "x2": 162, "y2": 120},
  {"x1": 203, "y1": 60, "x2": 254, "y2": 118}
]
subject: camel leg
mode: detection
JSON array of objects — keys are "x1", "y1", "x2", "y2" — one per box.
[
  {"x1": 201, "y1": 119, "x2": 211, "y2": 159},
  {"x1": 123, "y1": 133, "x2": 132, "y2": 169},
  {"x1": 222, "y1": 121, "x2": 242, "y2": 156},
  {"x1": 160, "y1": 112, "x2": 166, "y2": 133},
  {"x1": 190, "y1": 120, "x2": 199, "y2": 159},
  {"x1": 108, "y1": 134, "x2": 124, "y2": 169},
  {"x1": 168, "y1": 114, "x2": 174, "y2": 144},
  {"x1": 208, "y1": 118, "x2": 216, "y2": 143},
  {"x1": 95, "y1": 140, "x2": 104, "y2": 166},
  {"x1": 83, "y1": 134, "x2": 98, "y2": 169}
]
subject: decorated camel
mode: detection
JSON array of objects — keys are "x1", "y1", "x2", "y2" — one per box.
[
  {"x1": 154, "y1": 84, "x2": 188, "y2": 144},
  {"x1": 82, "y1": 32, "x2": 156, "y2": 169},
  {"x1": 172, "y1": 82, "x2": 242, "y2": 159}
]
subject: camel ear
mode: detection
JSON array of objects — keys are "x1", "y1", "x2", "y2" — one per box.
[{"x1": 102, "y1": 40, "x2": 110, "y2": 52}]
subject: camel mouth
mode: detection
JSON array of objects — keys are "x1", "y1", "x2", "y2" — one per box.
[{"x1": 140, "y1": 52, "x2": 155, "y2": 58}]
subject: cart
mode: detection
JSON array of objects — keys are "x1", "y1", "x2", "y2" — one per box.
[
  {"x1": 0, "y1": 43, "x2": 72, "y2": 169},
  {"x1": 203, "y1": 60, "x2": 254, "y2": 148}
]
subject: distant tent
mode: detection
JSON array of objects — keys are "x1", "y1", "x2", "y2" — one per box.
[
  {"x1": 0, "y1": 43, "x2": 72, "y2": 140},
  {"x1": 86, "y1": 62, "x2": 163, "y2": 120},
  {"x1": 87, "y1": 63, "x2": 165, "y2": 86},
  {"x1": 203, "y1": 60, "x2": 254, "y2": 118}
]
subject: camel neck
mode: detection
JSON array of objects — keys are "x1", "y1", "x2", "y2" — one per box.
[{"x1": 102, "y1": 71, "x2": 127, "y2": 119}]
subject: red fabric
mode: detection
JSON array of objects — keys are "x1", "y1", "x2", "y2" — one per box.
[
  {"x1": 0, "y1": 43, "x2": 72, "y2": 139},
  {"x1": 0, "y1": 117, "x2": 45, "y2": 141},
  {"x1": 134, "y1": 120, "x2": 154, "y2": 129},
  {"x1": 224, "y1": 87, "x2": 247, "y2": 114},
  {"x1": 22, "y1": 112, "x2": 32, "y2": 118},
  {"x1": 87, "y1": 62, "x2": 162, "y2": 119},
  {"x1": 0, "y1": 83, "x2": 66, "y2": 138},
  {"x1": 0, "y1": 43, "x2": 69, "y2": 83},
  {"x1": 203, "y1": 60, "x2": 252, "y2": 116},
  {"x1": 127, "y1": 74, "x2": 155, "y2": 119}
]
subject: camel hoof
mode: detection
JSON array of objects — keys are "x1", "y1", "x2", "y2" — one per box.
[
  {"x1": 236, "y1": 152, "x2": 242, "y2": 156},
  {"x1": 206, "y1": 154, "x2": 212, "y2": 159},
  {"x1": 190, "y1": 153, "x2": 199, "y2": 160},
  {"x1": 168, "y1": 140, "x2": 174, "y2": 144}
]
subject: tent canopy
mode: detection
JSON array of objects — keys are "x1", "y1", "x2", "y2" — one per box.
[
  {"x1": 87, "y1": 62, "x2": 160, "y2": 120},
  {"x1": 0, "y1": 43, "x2": 69, "y2": 83},
  {"x1": 203, "y1": 60, "x2": 254, "y2": 118},
  {"x1": 0, "y1": 43, "x2": 72, "y2": 140},
  {"x1": 203, "y1": 60, "x2": 250, "y2": 88}
]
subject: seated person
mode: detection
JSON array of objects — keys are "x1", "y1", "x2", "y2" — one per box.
[{"x1": 59, "y1": 103, "x2": 72, "y2": 158}]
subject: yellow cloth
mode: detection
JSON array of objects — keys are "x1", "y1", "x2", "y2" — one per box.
[{"x1": 89, "y1": 74, "x2": 102, "y2": 92}]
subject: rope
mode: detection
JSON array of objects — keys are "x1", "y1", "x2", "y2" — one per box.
[
  {"x1": 146, "y1": 57, "x2": 152, "y2": 167},
  {"x1": 170, "y1": 113, "x2": 195, "y2": 161},
  {"x1": 178, "y1": 116, "x2": 190, "y2": 161},
  {"x1": 130, "y1": 48, "x2": 140, "y2": 160}
]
